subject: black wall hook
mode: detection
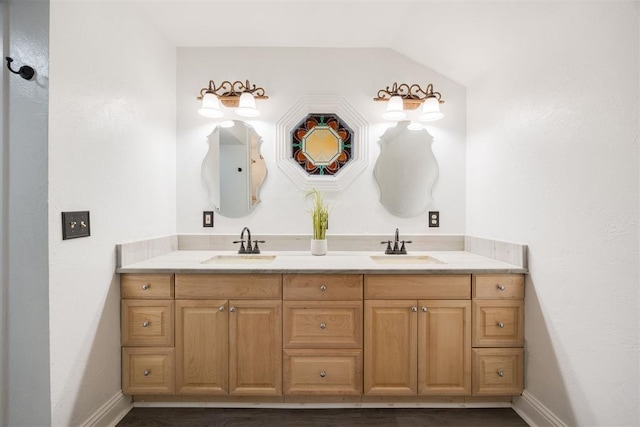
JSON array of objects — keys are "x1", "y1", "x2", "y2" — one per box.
[{"x1": 5, "y1": 57, "x2": 35, "y2": 80}]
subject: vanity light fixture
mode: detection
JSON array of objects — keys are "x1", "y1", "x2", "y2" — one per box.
[
  {"x1": 197, "y1": 79, "x2": 268, "y2": 118},
  {"x1": 374, "y1": 82, "x2": 444, "y2": 122}
]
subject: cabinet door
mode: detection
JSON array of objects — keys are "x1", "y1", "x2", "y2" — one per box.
[
  {"x1": 229, "y1": 300, "x2": 282, "y2": 396},
  {"x1": 418, "y1": 300, "x2": 471, "y2": 395},
  {"x1": 364, "y1": 300, "x2": 417, "y2": 395},
  {"x1": 175, "y1": 300, "x2": 228, "y2": 394}
]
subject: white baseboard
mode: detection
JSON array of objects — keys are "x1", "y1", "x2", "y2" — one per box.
[
  {"x1": 513, "y1": 391, "x2": 567, "y2": 427},
  {"x1": 81, "y1": 391, "x2": 132, "y2": 427}
]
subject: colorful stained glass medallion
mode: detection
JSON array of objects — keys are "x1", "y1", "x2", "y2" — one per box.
[{"x1": 291, "y1": 113, "x2": 353, "y2": 175}]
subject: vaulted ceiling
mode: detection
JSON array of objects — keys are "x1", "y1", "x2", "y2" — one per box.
[{"x1": 122, "y1": 0, "x2": 599, "y2": 85}]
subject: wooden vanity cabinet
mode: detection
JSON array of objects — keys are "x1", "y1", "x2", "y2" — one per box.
[
  {"x1": 364, "y1": 275, "x2": 472, "y2": 397},
  {"x1": 283, "y1": 274, "x2": 364, "y2": 397},
  {"x1": 175, "y1": 274, "x2": 283, "y2": 396},
  {"x1": 121, "y1": 274, "x2": 176, "y2": 394},
  {"x1": 471, "y1": 274, "x2": 525, "y2": 395}
]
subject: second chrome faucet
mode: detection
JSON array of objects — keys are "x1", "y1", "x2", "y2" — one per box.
[{"x1": 381, "y1": 228, "x2": 412, "y2": 255}]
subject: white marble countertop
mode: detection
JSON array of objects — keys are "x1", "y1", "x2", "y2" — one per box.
[{"x1": 116, "y1": 250, "x2": 527, "y2": 274}]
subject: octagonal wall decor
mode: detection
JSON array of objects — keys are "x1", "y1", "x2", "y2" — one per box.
[
  {"x1": 291, "y1": 114, "x2": 353, "y2": 175},
  {"x1": 276, "y1": 95, "x2": 368, "y2": 191}
]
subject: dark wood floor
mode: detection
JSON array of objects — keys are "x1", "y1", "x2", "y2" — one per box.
[{"x1": 117, "y1": 408, "x2": 529, "y2": 426}]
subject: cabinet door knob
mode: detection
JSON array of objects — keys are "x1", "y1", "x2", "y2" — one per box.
[
  {"x1": 219, "y1": 306, "x2": 225, "y2": 312},
  {"x1": 421, "y1": 307, "x2": 428, "y2": 312},
  {"x1": 141, "y1": 284, "x2": 150, "y2": 290},
  {"x1": 497, "y1": 322, "x2": 505, "y2": 328},
  {"x1": 142, "y1": 321, "x2": 149, "y2": 327},
  {"x1": 411, "y1": 306, "x2": 417, "y2": 312},
  {"x1": 497, "y1": 370, "x2": 504, "y2": 377},
  {"x1": 320, "y1": 371, "x2": 326, "y2": 378},
  {"x1": 143, "y1": 370, "x2": 150, "y2": 376},
  {"x1": 230, "y1": 307, "x2": 236, "y2": 312},
  {"x1": 320, "y1": 323, "x2": 326, "y2": 329},
  {"x1": 320, "y1": 285, "x2": 327, "y2": 291},
  {"x1": 497, "y1": 284, "x2": 505, "y2": 291}
]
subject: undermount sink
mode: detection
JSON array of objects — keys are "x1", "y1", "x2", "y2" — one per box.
[
  {"x1": 202, "y1": 254, "x2": 277, "y2": 264},
  {"x1": 370, "y1": 255, "x2": 445, "y2": 265}
]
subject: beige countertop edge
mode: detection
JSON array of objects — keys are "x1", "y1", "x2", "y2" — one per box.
[{"x1": 116, "y1": 250, "x2": 528, "y2": 275}]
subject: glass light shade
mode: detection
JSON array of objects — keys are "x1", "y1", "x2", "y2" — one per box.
[
  {"x1": 198, "y1": 93, "x2": 224, "y2": 118},
  {"x1": 407, "y1": 121, "x2": 424, "y2": 131},
  {"x1": 220, "y1": 120, "x2": 235, "y2": 128},
  {"x1": 382, "y1": 95, "x2": 407, "y2": 120},
  {"x1": 419, "y1": 96, "x2": 444, "y2": 121},
  {"x1": 236, "y1": 92, "x2": 260, "y2": 117}
]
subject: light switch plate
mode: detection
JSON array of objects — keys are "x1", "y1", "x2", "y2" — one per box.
[
  {"x1": 203, "y1": 211, "x2": 214, "y2": 227},
  {"x1": 62, "y1": 211, "x2": 91, "y2": 240}
]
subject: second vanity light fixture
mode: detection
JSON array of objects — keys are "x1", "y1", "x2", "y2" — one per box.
[
  {"x1": 197, "y1": 79, "x2": 268, "y2": 118},
  {"x1": 373, "y1": 82, "x2": 444, "y2": 122}
]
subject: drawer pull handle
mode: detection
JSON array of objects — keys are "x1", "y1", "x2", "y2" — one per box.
[
  {"x1": 141, "y1": 284, "x2": 150, "y2": 290},
  {"x1": 230, "y1": 307, "x2": 236, "y2": 313},
  {"x1": 411, "y1": 306, "x2": 417, "y2": 312},
  {"x1": 320, "y1": 323, "x2": 326, "y2": 329},
  {"x1": 320, "y1": 371, "x2": 326, "y2": 378},
  {"x1": 497, "y1": 284, "x2": 505, "y2": 291},
  {"x1": 143, "y1": 370, "x2": 150, "y2": 376},
  {"x1": 422, "y1": 306, "x2": 428, "y2": 312},
  {"x1": 497, "y1": 370, "x2": 504, "y2": 377},
  {"x1": 219, "y1": 306, "x2": 225, "y2": 312},
  {"x1": 320, "y1": 285, "x2": 327, "y2": 291},
  {"x1": 497, "y1": 322, "x2": 505, "y2": 328},
  {"x1": 142, "y1": 321, "x2": 149, "y2": 327}
]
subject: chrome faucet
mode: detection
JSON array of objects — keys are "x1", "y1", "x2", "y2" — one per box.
[
  {"x1": 233, "y1": 227, "x2": 265, "y2": 254},
  {"x1": 381, "y1": 228, "x2": 412, "y2": 255}
]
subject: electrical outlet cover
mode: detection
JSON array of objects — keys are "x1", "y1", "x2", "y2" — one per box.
[
  {"x1": 428, "y1": 211, "x2": 440, "y2": 228},
  {"x1": 62, "y1": 211, "x2": 91, "y2": 240}
]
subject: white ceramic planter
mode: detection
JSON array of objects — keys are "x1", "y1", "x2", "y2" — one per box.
[{"x1": 310, "y1": 239, "x2": 328, "y2": 256}]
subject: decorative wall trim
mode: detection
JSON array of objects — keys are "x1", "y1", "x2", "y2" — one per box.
[
  {"x1": 116, "y1": 235, "x2": 178, "y2": 268},
  {"x1": 512, "y1": 391, "x2": 567, "y2": 427},
  {"x1": 275, "y1": 95, "x2": 369, "y2": 191},
  {"x1": 464, "y1": 236, "x2": 527, "y2": 268},
  {"x1": 80, "y1": 391, "x2": 132, "y2": 427}
]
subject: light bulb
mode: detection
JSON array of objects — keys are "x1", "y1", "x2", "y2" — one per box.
[
  {"x1": 382, "y1": 95, "x2": 407, "y2": 120},
  {"x1": 419, "y1": 97, "x2": 443, "y2": 122},
  {"x1": 236, "y1": 92, "x2": 260, "y2": 117},
  {"x1": 198, "y1": 93, "x2": 224, "y2": 118}
]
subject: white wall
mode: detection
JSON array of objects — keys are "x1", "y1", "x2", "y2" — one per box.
[
  {"x1": 48, "y1": 2, "x2": 176, "y2": 425},
  {"x1": 466, "y1": 2, "x2": 639, "y2": 426},
  {"x1": 2, "y1": 0, "x2": 51, "y2": 425},
  {"x1": 177, "y1": 48, "x2": 466, "y2": 235}
]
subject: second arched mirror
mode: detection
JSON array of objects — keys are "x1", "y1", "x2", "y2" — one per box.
[{"x1": 374, "y1": 121, "x2": 438, "y2": 217}]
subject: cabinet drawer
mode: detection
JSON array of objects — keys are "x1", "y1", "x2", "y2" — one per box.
[
  {"x1": 284, "y1": 349, "x2": 362, "y2": 395},
  {"x1": 122, "y1": 347, "x2": 175, "y2": 394},
  {"x1": 473, "y1": 275, "x2": 524, "y2": 299},
  {"x1": 122, "y1": 300, "x2": 174, "y2": 346},
  {"x1": 472, "y1": 348, "x2": 523, "y2": 396},
  {"x1": 284, "y1": 274, "x2": 363, "y2": 301},
  {"x1": 473, "y1": 300, "x2": 524, "y2": 347},
  {"x1": 175, "y1": 274, "x2": 282, "y2": 299},
  {"x1": 121, "y1": 274, "x2": 174, "y2": 299},
  {"x1": 365, "y1": 275, "x2": 471, "y2": 299},
  {"x1": 284, "y1": 301, "x2": 362, "y2": 348}
]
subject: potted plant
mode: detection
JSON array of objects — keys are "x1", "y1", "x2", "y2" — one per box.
[{"x1": 306, "y1": 188, "x2": 329, "y2": 256}]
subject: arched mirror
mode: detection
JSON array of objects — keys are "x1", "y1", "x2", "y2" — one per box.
[
  {"x1": 374, "y1": 121, "x2": 438, "y2": 217},
  {"x1": 202, "y1": 120, "x2": 267, "y2": 218}
]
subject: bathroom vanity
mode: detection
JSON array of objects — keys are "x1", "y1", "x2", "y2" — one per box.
[{"x1": 118, "y1": 240, "x2": 526, "y2": 405}]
